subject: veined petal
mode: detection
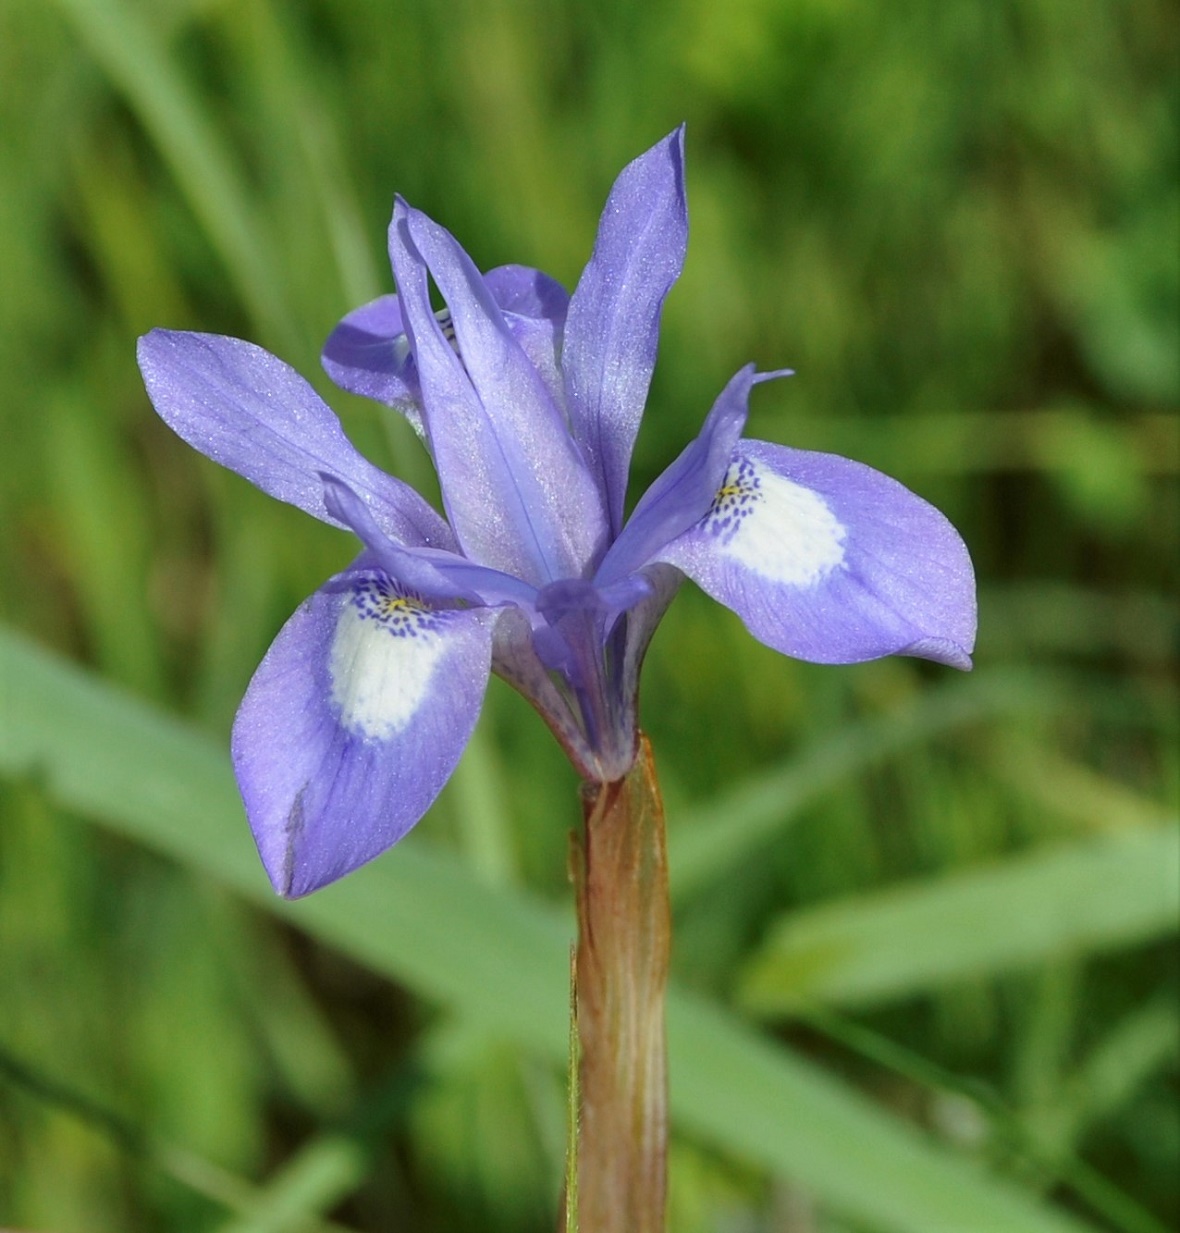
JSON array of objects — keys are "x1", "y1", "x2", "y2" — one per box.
[
  {"x1": 399, "y1": 204, "x2": 607, "y2": 582},
  {"x1": 388, "y1": 211, "x2": 549, "y2": 581},
  {"x1": 562, "y1": 126, "x2": 689, "y2": 533},
  {"x1": 655, "y1": 441, "x2": 977, "y2": 668},
  {"x1": 138, "y1": 329, "x2": 452, "y2": 548},
  {"x1": 232, "y1": 568, "x2": 495, "y2": 897}
]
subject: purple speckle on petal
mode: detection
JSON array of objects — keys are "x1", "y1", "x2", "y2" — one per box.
[
  {"x1": 351, "y1": 575, "x2": 448, "y2": 639},
  {"x1": 704, "y1": 458, "x2": 763, "y2": 544}
]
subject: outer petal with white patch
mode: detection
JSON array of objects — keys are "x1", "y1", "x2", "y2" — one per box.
[
  {"x1": 655, "y1": 441, "x2": 977, "y2": 668},
  {"x1": 232, "y1": 569, "x2": 495, "y2": 897}
]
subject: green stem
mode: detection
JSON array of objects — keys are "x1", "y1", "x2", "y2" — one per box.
[{"x1": 568, "y1": 734, "x2": 670, "y2": 1232}]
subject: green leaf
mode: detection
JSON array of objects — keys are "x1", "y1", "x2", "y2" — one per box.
[
  {"x1": 741, "y1": 827, "x2": 1179, "y2": 1015},
  {"x1": 0, "y1": 627, "x2": 1097, "y2": 1233}
]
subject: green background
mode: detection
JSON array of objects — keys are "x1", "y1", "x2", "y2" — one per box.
[{"x1": 1, "y1": 0, "x2": 1176, "y2": 1229}]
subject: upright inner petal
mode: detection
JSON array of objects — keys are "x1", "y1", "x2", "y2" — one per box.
[
  {"x1": 706, "y1": 457, "x2": 846, "y2": 587},
  {"x1": 392, "y1": 204, "x2": 607, "y2": 584},
  {"x1": 329, "y1": 577, "x2": 452, "y2": 739},
  {"x1": 562, "y1": 128, "x2": 688, "y2": 533}
]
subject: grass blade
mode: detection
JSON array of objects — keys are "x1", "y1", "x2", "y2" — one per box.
[
  {"x1": 741, "y1": 826, "x2": 1179, "y2": 1014},
  {"x1": 51, "y1": 0, "x2": 295, "y2": 350}
]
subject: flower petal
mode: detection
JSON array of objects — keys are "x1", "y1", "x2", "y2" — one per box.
[
  {"x1": 655, "y1": 441, "x2": 977, "y2": 668},
  {"x1": 597, "y1": 364, "x2": 760, "y2": 585},
  {"x1": 232, "y1": 569, "x2": 495, "y2": 897},
  {"x1": 320, "y1": 294, "x2": 425, "y2": 431},
  {"x1": 390, "y1": 202, "x2": 606, "y2": 582},
  {"x1": 562, "y1": 127, "x2": 689, "y2": 532},
  {"x1": 322, "y1": 473, "x2": 539, "y2": 608},
  {"x1": 483, "y1": 265, "x2": 569, "y2": 413},
  {"x1": 138, "y1": 329, "x2": 452, "y2": 548},
  {"x1": 483, "y1": 264, "x2": 569, "y2": 323}
]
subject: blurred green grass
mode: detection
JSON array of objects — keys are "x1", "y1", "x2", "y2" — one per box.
[{"x1": 1, "y1": 0, "x2": 1176, "y2": 1230}]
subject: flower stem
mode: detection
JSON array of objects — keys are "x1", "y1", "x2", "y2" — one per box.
[{"x1": 568, "y1": 734, "x2": 670, "y2": 1232}]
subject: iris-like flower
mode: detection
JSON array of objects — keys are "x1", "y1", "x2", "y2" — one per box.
[{"x1": 137, "y1": 128, "x2": 975, "y2": 898}]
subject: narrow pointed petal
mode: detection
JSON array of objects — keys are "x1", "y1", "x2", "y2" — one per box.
[
  {"x1": 232, "y1": 569, "x2": 495, "y2": 897},
  {"x1": 597, "y1": 365, "x2": 760, "y2": 585},
  {"x1": 562, "y1": 127, "x2": 689, "y2": 532},
  {"x1": 655, "y1": 442, "x2": 977, "y2": 668},
  {"x1": 390, "y1": 203, "x2": 606, "y2": 581},
  {"x1": 138, "y1": 329, "x2": 452, "y2": 548},
  {"x1": 403, "y1": 206, "x2": 606, "y2": 577}
]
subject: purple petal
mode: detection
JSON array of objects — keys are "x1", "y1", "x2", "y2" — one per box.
[
  {"x1": 484, "y1": 266, "x2": 570, "y2": 414},
  {"x1": 232, "y1": 569, "x2": 496, "y2": 897},
  {"x1": 321, "y1": 295, "x2": 425, "y2": 431},
  {"x1": 137, "y1": 329, "x2": 452, "y2": 549},
  {"x1": 322, "y1": 474, "x2": 539, "y2": 608},
  {"x1": 320, "y1": 267, "x2": 568, "y2": 426},
  {"x1": 655, "y1": 441, "x2": 977, "y2": 668},
  {"x1": 597, "y1": 364, "x2": 759, "y2": 585},
  {"x1": 391, "y1": 202, "x2": 607, "y2": 582},
  {"x1": 562, "y1": 127, "x2": 689, "y2": 532},
  {"x1": 483, "y1": 264, "x2": 569, "y2": 323}
]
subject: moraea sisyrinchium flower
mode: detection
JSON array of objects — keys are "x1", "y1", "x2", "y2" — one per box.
[{"x1": 137, "y1": 128, "x2": 976, "y2": 898}]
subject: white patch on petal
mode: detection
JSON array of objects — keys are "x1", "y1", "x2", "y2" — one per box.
[
  {"x1": 329, "y1": 579, "x2": 448, "y2": 740},
  {"x1": 706, "y1": 458, "x2": 846, "y2": 587}
]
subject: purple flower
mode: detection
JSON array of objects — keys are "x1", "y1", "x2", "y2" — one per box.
[{"x1": 137, "y1": 128, "x2": 975, "y2": 898}]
